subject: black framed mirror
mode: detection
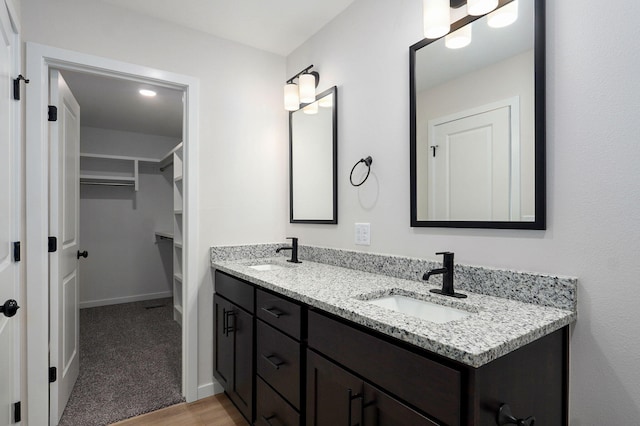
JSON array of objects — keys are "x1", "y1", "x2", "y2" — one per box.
[
  {"x1": 290, "y1": 86, "x2": 338, "y2": 224},
  {"x1": 410, "y1": 0, "x2": 545, "y2": 229}
]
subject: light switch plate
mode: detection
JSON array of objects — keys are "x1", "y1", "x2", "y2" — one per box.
[{"x1": 355, "y1": 223, "x2": 371, "y2": 246}]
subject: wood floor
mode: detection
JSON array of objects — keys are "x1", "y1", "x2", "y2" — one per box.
[{"x1": 111, "y1": 394, "x2": 247, "y2": 426}]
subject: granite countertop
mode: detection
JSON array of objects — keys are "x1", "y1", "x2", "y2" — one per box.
[{"x1": 212, "y1": 256, "x2": 576, "y2": 368}]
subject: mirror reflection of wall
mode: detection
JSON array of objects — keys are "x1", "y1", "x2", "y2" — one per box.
[
  {"x1": 411, "y1": 0, "x2": 545, "y2": 229},
  {"x1": 290, "y1": 87, "x2": 337, "y2": 223}
]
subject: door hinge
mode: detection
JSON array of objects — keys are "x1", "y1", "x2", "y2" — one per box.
[
  {"x1": 13, "y1": 75, "x2": 29, "y2": 101},
  {"x1": 13, "y1": 242, "x2": 20, "y2": 262},
  {"x1": 48, "y1": 105, "x2": 58, "y2": 122},
  {"x1": 13, "y1": 401, "x2": 21, "y2": 423},
  {"x1": 49, "y1": 367, "x2": 57, "y2": 383},
  {"x1": 48, "y1": 236, "x2": 57, "y2": 253}
]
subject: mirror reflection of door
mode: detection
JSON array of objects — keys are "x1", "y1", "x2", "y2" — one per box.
[{"x1": 427, "y1": 99, "x2": 520, "y2": 221}]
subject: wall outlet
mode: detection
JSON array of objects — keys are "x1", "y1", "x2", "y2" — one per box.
[{"x1": 355, "y1": 223, "x2": 371, "y2": 246}]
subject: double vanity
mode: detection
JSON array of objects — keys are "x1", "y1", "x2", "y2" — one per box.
[{"x1": 211, "y1": 244, "x2": 576, "y2": 426}]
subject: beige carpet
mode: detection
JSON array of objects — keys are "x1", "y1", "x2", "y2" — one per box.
[{"x1": 59, "y1": 298, "x2": 184, "y2": 426}]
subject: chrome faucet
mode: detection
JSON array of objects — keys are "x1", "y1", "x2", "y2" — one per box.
[
  {"x1": 276, "y1": 237, "x2": 301, "y2": 263},
  {"x1": 423, "y1": 251, "x2": 467, "y2": 298}
]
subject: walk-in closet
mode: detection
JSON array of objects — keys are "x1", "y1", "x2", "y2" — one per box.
[{"x1": 53, "y1": 69, "x2": 186, "y2": 425}]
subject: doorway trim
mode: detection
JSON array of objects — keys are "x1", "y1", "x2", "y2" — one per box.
[{"x1": 25, "y1": 42, "x2": 200, "y2": 425}]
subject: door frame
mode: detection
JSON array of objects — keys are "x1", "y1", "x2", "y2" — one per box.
[
  {"x1": 2, "y1": 0, "x2": 22, "y2": 421},
  {"x1": 25, "y1": 42, "x2": 200, "y2": 425}
]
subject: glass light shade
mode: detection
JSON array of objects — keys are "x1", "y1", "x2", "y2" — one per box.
[
  {"x1": 299, "y1": 73, "x2": 316, "y2": 103},
  {"x1": 467, "y1": 0, "x2": 499, "y2": 16},
  {"x1": 303, "y1": 102, "x2": 318, "y2": 115},
  {"x1": 445, "y1": 25, "x2": 472, "y2": 49},
  {"x1": 319, "y1": 94, "x2": 333, "y2": 108},
  {"x1": 487, "y1": 0, "x2": 519, "y2": 28},
  {"x1": 284, "y1": 83, "x2": 299, "y2": 111},
  {"x1": 423, "y1": 0, "x2": 450, "y2": 39}
]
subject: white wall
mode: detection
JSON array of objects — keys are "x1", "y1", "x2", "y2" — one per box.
[
  {"x1": 21, "y1": 0, "x2": 288, "y2": 394},
  {"x1": 79, "y1": 127, "x2": 177, "y2": 307},
  {"x1": 286, "y1": 0, "x2": 640, "y2": 423}
]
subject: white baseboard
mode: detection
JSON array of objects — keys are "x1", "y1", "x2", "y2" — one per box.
[
  {"x1": 198, "y1": 380, "x2": 224, "y2": 399},
  {"x1": 79, "y1": 291, "x2": 173, "y2": 309}
]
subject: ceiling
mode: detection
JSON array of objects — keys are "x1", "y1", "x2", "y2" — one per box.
[
  {"x1": 98, "y1": 0, "x2": 357, "y2": 56},
  {"x1": 59, "y1": 1, "x2": 357, "y2": 140},
  {"x1": 60, "y1": 70, "x2": 184, "y2": 138}
]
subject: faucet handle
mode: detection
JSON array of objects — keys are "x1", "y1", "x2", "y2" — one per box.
[
  {"x1": 435, "y1": 251, "x2": 453, "y2": 255},
  {"x1": 286, "y1": 237, "x2": 298, "y2": 245}
]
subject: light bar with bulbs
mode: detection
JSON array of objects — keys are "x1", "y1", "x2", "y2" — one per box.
[{"x1": 283, "y1": 65, "x2": 320, "y2": 111}]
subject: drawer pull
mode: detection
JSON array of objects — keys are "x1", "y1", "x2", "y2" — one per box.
[
  {"x1": 261, "y1": 306, "x2": 285, "y2": 318},
  {"x1": 497, "y1": 404, "x2": 536, "y2": 426},
  {"x1": 261, "y1": 414, "x2": 283, "y2": 426},
  {"x1": 347, "y1": 388, "x2": 364, "y2": 426},
  {"x1": 261, "y1": 354, "x2": 285, "y2": 369},
  {"x1": 223, "y1": 309, "x2": 236, "y2": 336}
]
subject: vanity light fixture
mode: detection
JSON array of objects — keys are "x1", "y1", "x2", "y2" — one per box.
[
  {"x1": 284, "y1": 65, "x2": 320, "y2": 111},
  {"x1": 319, "y1": 94, "x2": 333, "y2": 108},
  {"x1": 487, "y1": 0, "x2": 518, "y2": 28},
  {"x1": 466, "y1": 0, "x2": 499, "y2": 16},
  {"x1": 423, "y1": 0, "x2": 450, "y2": 39},
  {"x1": 445, "y1": 25, "x2": 472, "y2": 49},
  {"x1": 139, "y1": 89, "x2": 157, "y2": 97}
]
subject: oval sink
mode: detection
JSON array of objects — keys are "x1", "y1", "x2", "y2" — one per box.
[
  {"x1": 365, "y1": 294, "x2": 471, "y2": 324},
  {"x1": 249, "y1": 264, "x2": 283, "y2": 271}
]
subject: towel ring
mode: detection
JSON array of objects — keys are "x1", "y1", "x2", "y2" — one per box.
[{"x1": 350, "y1": 156, "x2": 373, "y2": 187}]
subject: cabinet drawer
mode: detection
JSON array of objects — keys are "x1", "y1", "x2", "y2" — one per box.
[
  {"x1": 308, "y1": 310, "x2": 462, "y2": 426},
  {"x1": 257, "y1": 289, "x2": 302, "y2": 339},
  {"x1": 215, "y1": 270, "x2": 254, "y2": 313},
  {"x1": 256, "y1": 377, "x2": 300, "y2": 426},
  {"x1": 257, "y1": 320, "x2": 301, "y2": 409}
]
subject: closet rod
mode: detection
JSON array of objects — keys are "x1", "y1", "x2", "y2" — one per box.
[{"x1": 80, "y1": 181, "x2": 135, "y2": 187}]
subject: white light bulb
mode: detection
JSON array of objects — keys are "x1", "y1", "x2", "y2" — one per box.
[
  {"x1": 319, "y1": 94, "x2": 333, "y2": 108},
  {"x1": 445, "y1": 25, "x2": 472, "y2": 49},
  {"x1": 303, "y1": 102, "x2": 318, "y2": 115},
  {"x1": 467, "y1": 0, "x2": 499, "y2": 16},
  {"x1": 488, "y1": 0, "x2": 519, "y2": 28},
  {"x1": 284, "y1": 83, "x2": 299, "y2": 111},
  {"x1": 139, "y1": 89, "x2": 157, "y2": 97},
  {"x1": 423, "y1": 0, "x2": 450, "y2": 39},
  {"x1": 299, "y1": 73, "x2": 316, "y2": 103}
]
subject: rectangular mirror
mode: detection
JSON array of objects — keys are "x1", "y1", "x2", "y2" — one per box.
[
  {"x1": 290, "y1": 86, "x2": 338, "y2": 223},
  {"x1": 410, "y1": 0, "x2": 545, "y2": 229}
]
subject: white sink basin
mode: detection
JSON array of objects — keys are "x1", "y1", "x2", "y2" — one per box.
[
  {"x1": 249, "y1": 264, "x2": 283, "y2": 271},
  {"x1": 365, "y1": 294, "x2": 471, "y2": 324}
]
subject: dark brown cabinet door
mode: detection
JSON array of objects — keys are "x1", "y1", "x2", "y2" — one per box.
[
  {"x1": 306, "y1": 350, "x2": 364, "y2": 426},
  {"x1": 213, "y1": 293, "x2": 254, "y2": 422},
  {"x1": 363, "y1": 384, "x2": 438, "y2": 426}
]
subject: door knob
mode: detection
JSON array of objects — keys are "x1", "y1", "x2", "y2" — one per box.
[
  {"x1": 77, "y1": 250, "x2": 88, "y2": 259},
  {"x1": 0, "y1": 299, "x2": 19, "y2": 318}
]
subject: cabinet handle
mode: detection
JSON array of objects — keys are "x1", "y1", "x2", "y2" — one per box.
[
  {"x1": 347, "y1": 388, "x2": 364, "y2": 426},
  {"x1": 261, "y1": 354, "x2": 285, "y2": 369},
  {"x1": 261, "y1": 414, "x2": 283, "y2": 426},
  {"x1": 497, "y1": 404, "x2": 536, "y2": 426},
  {"x1": 261, "y1": 306, "x2": 284, "y2": 318},
  {"x1": 224, "y1": 310, "x2": 236, "y2": 336}
]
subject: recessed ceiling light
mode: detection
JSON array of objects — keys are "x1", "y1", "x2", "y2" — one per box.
[{"x1": 139, "y1": 89, "x2": 157, "y2": 97}]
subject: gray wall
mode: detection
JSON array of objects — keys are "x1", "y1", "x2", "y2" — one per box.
[
  {"x1": 286, "y1": 0, "x2": 640, "y2": 423},
  {"x1": 79, "y1": 127, "x2": 177, "y2": 308}
]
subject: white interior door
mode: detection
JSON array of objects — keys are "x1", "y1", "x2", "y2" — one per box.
[
  {"x1": 428, "y1": 100, "x2": 519, "y2": 221},
  {"x1": 49, "y1": 70, "x2": 81, "y2": 425},
  {"x1": 0, "y1": 2, "x2": 19, "y2": 423}
]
